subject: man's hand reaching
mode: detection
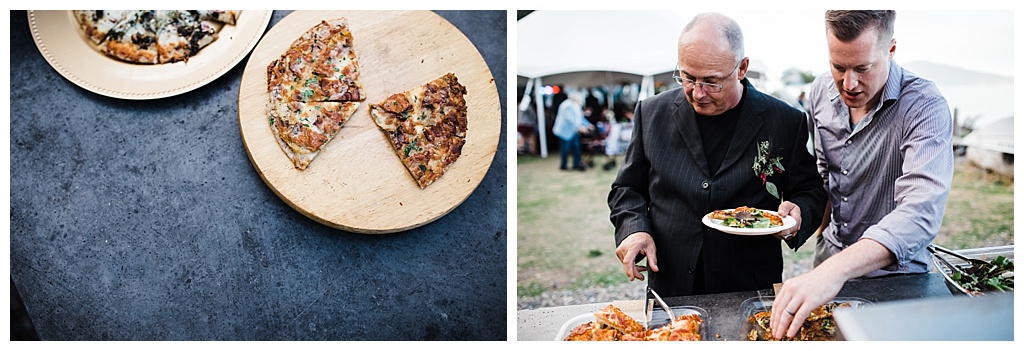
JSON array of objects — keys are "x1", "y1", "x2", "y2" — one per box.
[{"x1": 614, "y1": 232, "x2": 658, "y2": 281}]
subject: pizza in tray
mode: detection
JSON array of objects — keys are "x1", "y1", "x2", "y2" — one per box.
[
  {"x1": 564, "y1": 304, "x2": 703, "y2": 341},
  {"x1": 73, "y1": 10, "x2": 240, "y2": 64},
  {"x1": 369, "y1": 72, "x2": 468, "y2": 189},
  {"x1": 747, "y1": 302, "x2": 852, "y2": 341},
  {"x1": 265, "y1": 18, "x2": 365, "y2": 170}
]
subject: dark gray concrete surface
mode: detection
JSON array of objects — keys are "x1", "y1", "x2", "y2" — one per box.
[{"x1": 9, "y1": 10, "x2": 508, "y2": 340}]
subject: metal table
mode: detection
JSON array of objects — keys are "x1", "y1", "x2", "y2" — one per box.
[{"x1": 9, "y1": 10, "x2": 507, "y2": 341}]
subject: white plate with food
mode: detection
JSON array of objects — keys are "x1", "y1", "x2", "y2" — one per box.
[
  {"x1": 28, "y1": 10, "x2": 272, "y2": 100},
  {"x1": 702, "y1": 206, "x2": 796, "y2": 236},
  {"x1": 555, "y1": 304, "x2": 707, "y2": 341}
]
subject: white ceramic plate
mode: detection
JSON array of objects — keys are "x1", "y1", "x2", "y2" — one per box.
[
  {"x1": 702, "y1": 209, "x2": 796, "y2": 236},
  {"x1": 28, "y1": 10, "x2": 272, "y2": 100}
]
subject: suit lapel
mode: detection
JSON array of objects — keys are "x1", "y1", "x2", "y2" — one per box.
[
  {"x1": 717, "y1": 80, "x2": 765, "y2": 177},
  {"x1": 672, "y1": 90, "x2": 710, "y2": 177}
]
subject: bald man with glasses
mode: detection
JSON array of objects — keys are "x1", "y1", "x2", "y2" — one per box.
[{"x1": 609, "y1": 12, "x2": 827, "y2": 297}]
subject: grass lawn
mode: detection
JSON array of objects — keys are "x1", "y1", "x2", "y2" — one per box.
[{"x1": 516, "y1": 154, "x2": 1013, "y2": 299}]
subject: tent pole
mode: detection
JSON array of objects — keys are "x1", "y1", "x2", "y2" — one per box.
[{"x1": 532, "y1": 78, "x2": 548, "y2": 158}]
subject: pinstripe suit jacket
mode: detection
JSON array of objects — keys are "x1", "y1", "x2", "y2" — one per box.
[{"x1": 609, "y1": 79, "x2": 827, "y2": 297}]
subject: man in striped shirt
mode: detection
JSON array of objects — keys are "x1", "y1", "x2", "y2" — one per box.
[{"x1": 769, "y1": 10, "x2": 953, "y2": 339}]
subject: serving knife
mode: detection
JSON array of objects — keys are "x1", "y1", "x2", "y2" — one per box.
[{"x1": 647, "y1": 286, "x2": 675, "y2": 321}]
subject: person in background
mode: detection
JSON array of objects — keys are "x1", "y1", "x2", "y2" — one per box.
[
  {"x1": 770, "y1": 10, "x2": 953, "y2": 339},
  {"x1": 608, "y1": 12, "x2": 826, "y2": 297},
  {"x1": 552, "y1": 91, "x2": 592, "y2": 171},
  {"x1": 517, "y1": 95, "x2": 538, "y2": 155}
]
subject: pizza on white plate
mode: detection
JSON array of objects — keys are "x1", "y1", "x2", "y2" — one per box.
[{"x1": 73, "y1": 10, "x2": 240, "y2": 64}]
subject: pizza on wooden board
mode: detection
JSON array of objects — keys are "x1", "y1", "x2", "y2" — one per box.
[
  {"x1": 368, "y1": 72, "x2": 468, "y2": 189},
  {"x1": 265, "y1": 18, "x2": 365, "y2": 170}
]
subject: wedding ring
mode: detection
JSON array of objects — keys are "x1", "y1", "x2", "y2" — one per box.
[{"x1": 785, "y1": 307, "x2": 796, "y2": 316}]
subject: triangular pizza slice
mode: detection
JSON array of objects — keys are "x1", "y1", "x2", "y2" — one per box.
[
  {"x1": 266, "y1": 18, "x2": 365, "y2": 170},
  {"x1": 266, "y1": 18, "x2": 365, "y2": 104},
  {"x1": 369, "y1": 73, "x2": 468, "y2": 189},
  {"x1": 268, "y1": 101, "x2": 360, "y2": 170}
]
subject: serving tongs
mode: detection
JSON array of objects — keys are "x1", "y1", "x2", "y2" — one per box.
[
  {"x1": 927, "y1": 244, "x2": 972, "y2": 277},
  {"x1": 929, "y1": 244, "x2": 997, "y2": 269},
  {"x1": 647, "y1": 286, "x2": 675, "y2": 321}
]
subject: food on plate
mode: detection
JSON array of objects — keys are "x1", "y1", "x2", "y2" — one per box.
[
  {"x1": 73, "y1": 10, "x2": 240, "y2": 64},
  {"x1": 267, "y1": 101, "x2": 360, "y2": 170},
  {"x1": 564, "y1": 321, "x2": 620, "y2": 341},
  {"x1": 951, "y1": 255, "x2": 1014, "y2": 295},
  {"x1": 369, "y1": 72, "x2": 468, "y2": 189},
  {"x1": 564, "y1": 304, "x2": 703, "y2": 341},
  {"x1": 265, "y1": 18, "x2": 365, "y2": 170},
  {"x1": 708, "y1": 206, "x2": 783, "y2": 229},
  {"x1": 747, "y1": 302, "x2": 851, "y2": 341}
]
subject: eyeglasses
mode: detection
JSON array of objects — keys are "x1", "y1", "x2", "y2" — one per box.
[{"x1": 672, "y1": 62, "x2": 740, "y2": 93}]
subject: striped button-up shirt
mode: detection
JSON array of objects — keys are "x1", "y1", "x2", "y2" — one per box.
[{"x1": 807, "y1": 60, "x2": 953, "y2": 277}]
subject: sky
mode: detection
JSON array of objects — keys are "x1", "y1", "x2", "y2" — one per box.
[{"x1": 673, "y1": 10, "x2": 1014, "y2": 79}]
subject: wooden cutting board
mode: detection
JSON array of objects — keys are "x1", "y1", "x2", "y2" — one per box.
[{"x1": 238, "y1": 11, "x2": 501, "y2": 234}]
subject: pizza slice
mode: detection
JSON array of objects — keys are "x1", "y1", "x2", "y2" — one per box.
[
  {"x1": 155, "y1": 11, "x2": 218, "y2": 64},
  {"x1": 99, "y1": 10, "x2": 161, "y2": 64},
  {"x1": 369, "y1": 73, "x2": 468, "y2": 189},
  {"x1": 195, "y1": 10, "x2": 240, "y2": 25},
  {"x1": 591, "y1": 304, "x2": 645, "y2": 335},
  {"x1": 268, "y1": 101, "x2": 360, "y2": 170},
  {"x1": 645, "y1": 314, "x2": 702, "y2": 341},
  {"x1": 267, "y1": 18, "x2": 364, "y2": 103},
  {"x1": 74, "y1": 10, "x2": 130, "y2": 44}
]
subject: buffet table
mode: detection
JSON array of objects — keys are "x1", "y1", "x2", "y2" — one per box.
[{"x1": 518, "y1": 272, "x2": 954, "y2": 341}]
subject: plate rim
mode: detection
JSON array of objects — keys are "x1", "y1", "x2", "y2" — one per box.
[{"x1": 701, "y1": 208, "x2": 797, "y2": 236}]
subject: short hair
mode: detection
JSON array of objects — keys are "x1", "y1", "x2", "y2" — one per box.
[
  {"x1": 681, "y1": 13, "x2": 745, "y2": 63},
  {"x1": 825, "y1": 10, "x2": 896, "y2": 47}
]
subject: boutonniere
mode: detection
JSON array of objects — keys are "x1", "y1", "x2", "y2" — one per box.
[{"x1": 753, "y1": 141, "x2": 785, "y2": 199}]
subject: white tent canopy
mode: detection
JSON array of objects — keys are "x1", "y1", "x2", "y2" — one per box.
[
  {"x1": 518, "y1": 10, "x2": 686, "y2": 157},
  {"x1": 518, "y1": 10, "x2": 686, "y2": 79}
]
